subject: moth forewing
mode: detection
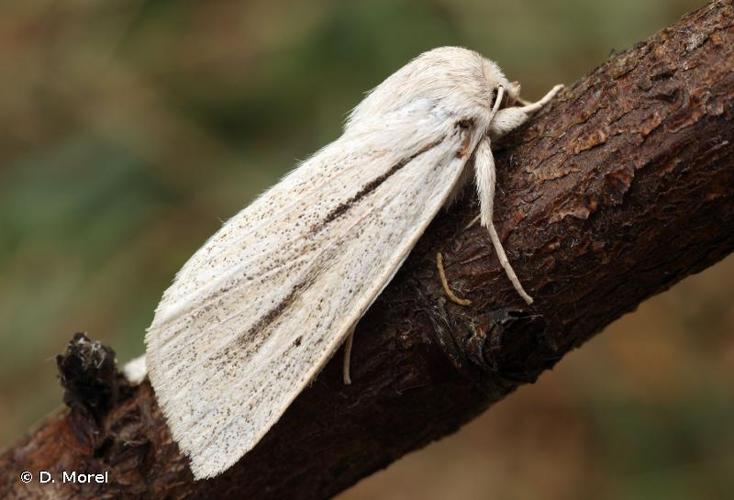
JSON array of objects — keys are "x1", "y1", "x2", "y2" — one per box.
[{"x1": 146, "y1": 115, "x2": 478, "y2": 479}]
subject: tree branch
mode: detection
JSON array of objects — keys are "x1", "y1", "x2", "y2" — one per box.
[{"x1": 2, "y1": 1, "x2": 733, "y2": 498}]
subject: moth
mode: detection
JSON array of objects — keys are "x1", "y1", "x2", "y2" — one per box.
[{"x1": 145, "y1": 46, "x2": 563, "y2": 479}]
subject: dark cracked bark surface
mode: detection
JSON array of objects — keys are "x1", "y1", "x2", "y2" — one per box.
[{"x1": 1, "y1": 1, "x2": 733, "y2": 498}]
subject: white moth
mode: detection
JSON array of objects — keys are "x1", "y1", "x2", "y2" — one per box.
[{"x1": 145, "y1": 46, "x2": 562, "y2": 479}]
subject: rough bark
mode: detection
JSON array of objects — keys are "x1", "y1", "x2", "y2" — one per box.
[{"x1": 2, "y1": 1, "x2": 733, "y2": 498}]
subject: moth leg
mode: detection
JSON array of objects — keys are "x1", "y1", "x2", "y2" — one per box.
[
  {"x1": 342, "y1": 328, "x2": 355, "y2": 385},
  {"x1": 460, "y1": 84, "x2": 505, "y2": 232},
  {"x1": 490, "y1": 84, "x2": 563, "y2": 139},
  {"x1": 436, "y1": 251, "x2": 472, "y2": 306},
  {"x1": 521, "y1": 84, "x2": 564, "y2": 113},
  {"x1": 474, "y1": 138, "x2": 534, "y2": 305},
  {"x1": 465, "y1": 214, "x2": 481, "y2": 230}
]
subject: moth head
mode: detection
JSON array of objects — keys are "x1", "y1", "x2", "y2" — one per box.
[
  {"x1": 346, "y1": 46, "x2": 511, "y2": 133},
  {"x1": 480, "y1": 59, "x2": 512, "y2": 95}
]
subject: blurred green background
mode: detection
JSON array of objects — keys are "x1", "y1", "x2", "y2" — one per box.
[{"x1": 1, "y1": 0, "x2": 732, "y2": 498}]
